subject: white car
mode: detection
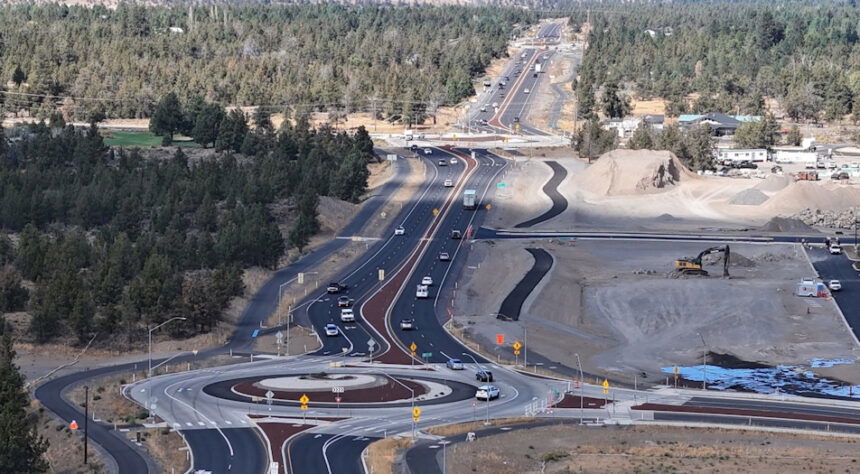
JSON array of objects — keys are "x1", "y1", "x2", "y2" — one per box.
[
  {"x1": 443, "y1": 179, "x2": 454, "y2": 187},
  {"x1": 423, "y1": 148, "x2": 432, "y2": 155},
  {"x1": 450, "y1": 157, "x2": 458, "y2": 164},
  {"x1": 394, "y1": 225, "x2": 405, "y2": 236},
  {"x1": 324, "y1": 324, "x2": 339, "y2": 337},
  {"x1": 475, "y1": 385, "x2": 500, "y2": 400},
  {"x1": 416, "y1": 284, "x2": 429, "y2": 298},
  {"x1": 340, "y1": 308, "x2": 355, "y2": 322},
  {"x1": 439, "y1": 252, "x2": 450, "y2": 261},
  {"x1": 828, "y1": 280, "x2": 842, "y2": 291},
  {"x1": 829, "y1": 245, "x2": 842, "y2": 255},
  {"x1": 438, "y1": 159, "x2": 447, "y2": 166},
  {"x1": 524, "y1": 88, "x2": 530, "y2": 94},
  {"x1": 421, "y1": 276, "x2": 433, "y2": 286}
]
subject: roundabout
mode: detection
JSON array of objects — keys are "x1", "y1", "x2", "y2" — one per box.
[{"x1": 202, "y1": 371, "x2": 479, "y2": 407}]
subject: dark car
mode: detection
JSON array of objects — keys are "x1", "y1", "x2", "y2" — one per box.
[
  {"x1": 476, "y1": 369, "x2": 494, "y2": 382},
  {"x1": 327, "y1": 282, "x2": 345, "y2": 294},
  {"x1": 451, "y1": 229, "x2": 462, "y2": 239},
  {"x1": 337, "y1": 296, "x2": 352, "y2": 307},
  {"x1": 513, "y1": 116, "x2": 520, "y2": 123},
  {"x1": 737, "y1": 161, "x2": 758, "y2": 169}
]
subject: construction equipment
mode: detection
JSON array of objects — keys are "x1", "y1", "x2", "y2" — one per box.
[{"x1": 674, "y1": 245, "x2": 730, "y2": 277}]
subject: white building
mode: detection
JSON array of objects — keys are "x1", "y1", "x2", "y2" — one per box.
[
  {"x1": 772, "y1": 147, "x2": 818, "y2": 164},
  {"x1": 714, "y1": 148, "x2": 768, "y2": 163}
]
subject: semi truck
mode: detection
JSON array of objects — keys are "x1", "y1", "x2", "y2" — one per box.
[{"x1": 463, "y1": 189, "x2": 477, "y2": 210}]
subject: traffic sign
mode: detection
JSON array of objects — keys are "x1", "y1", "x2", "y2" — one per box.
[
  {"x1": 413, "y1": 407, "x2": 421, "y2": 417},
  {"x1": 332, "y1": 387, "x2": 345, "y2": 394},
  {"x1": 422, "y1": 352, "x2": 433, "y2": 358},
  {"x1": 497, "y1": 182, "x2": 506, "y2": 188},
  {"x1": 485, "y1": 204, "x2": 492, "y2": 210},
  {"x1": 298, "y1": 273, "x2": 304, "y2": 284},
  {"x1": 514, "y1": 350, "x2": 520, "y2": 356},
  {"x1": 70, "y1": 420, "x2": 78, "y2": 430},
  {"x1": 299, "y1": 394, "x2": 310, "y2": 404},
  {"x1": 602, "y1": 379, "x2": 609, "y2": 395},
  {"x1": 413, "y1": 416, "x2": 420, "y2": 422},
  {"x1": 496, "y1": 334, "x2": 505, "y2": 344},
  {"x1": 367, "y1": 339, "x2": 376, "y2": 348},
  {"x1": 275, "y1": 331, "x2": 284, "y2": 343},
  {"x1": 409, "y1": 342, "x2": 418, "y2": 353},
  {"x1": 300, "y1": 404, "x2": 308, "y2": 411},
  {"x1": 432, "y1": 208, "x2": 439, "y2": 216},
  {"x1": 266, "y1": 390, "x2": 275, "y2": 400},
  {"x1": 513, "y1": 341, "x2": 522, "y2": 350}
]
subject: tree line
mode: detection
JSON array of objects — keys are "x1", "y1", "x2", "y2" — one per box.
[
  {"x1": 0, "y1": 4, "x2": 533, "y2": 122},
  {"x1": 573, "y1": 1, "x2": 860, "y2": 122},
  {"x1": 0, "y1": 102, "x2": 376, "y2": 345}
]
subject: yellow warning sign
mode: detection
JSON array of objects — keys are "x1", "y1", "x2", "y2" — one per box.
[
  {"x1": 602, "y1": 379, "x2": 609, "y2": 395},
  {"x1": 432, "y1": 208, "x2": 439, "y2": 216},
  {"x1": 410, "y1": 342, "x2": 417, "y2": 352},
  {"x1": 413, "y1": 407, "x2": 421, "y2": 417},
  {"x1": 513, "y1": 341, "x2": 522, "y2": 351},
  {"x1": 299, "y1": 394, "x2": 310, "y2": 404}
]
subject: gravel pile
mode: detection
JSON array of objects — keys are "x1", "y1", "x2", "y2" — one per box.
[
  {"x1": 728, "y1": 188, "x2": 770, "y2": 205},
  {"x1": 791, "y1": 208, "x2": 857, "y2": 229},
  {"x1": 758, "y1": 216, "x2": 817, "y2": 233}
]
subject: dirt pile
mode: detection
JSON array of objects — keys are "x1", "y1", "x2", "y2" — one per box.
[
  {"x1": 574, "y1": 150, "x2": 697, "y2": 196},
  {"x1": 702, "y1": 251, "x2": 755, "y2": 267},
  {"x1": 754, "y1": 175, "x2": 792, "y2": 193},
  {"x1": 758, "y1": 217, "x2": 816, "y2": 233},
  {"x1": 728, "y1": 188, "x2": 769, "y2": 205},
  {"x1": 764, "y1": 181, "x2": 860, "y2": 213}
]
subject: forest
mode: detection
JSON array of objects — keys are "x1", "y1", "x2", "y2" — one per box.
[
  {"x1": 575, "y1": 1, "x2": 860, "y2": 121},
  {"x1": 0, "y1": 3, "x2": 533, "y2": 122},
  {"x1": 0, "y1": 99, "x2": 376, "y2": 345}
]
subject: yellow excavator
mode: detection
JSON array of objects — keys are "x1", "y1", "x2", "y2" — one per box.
[{"x1": 674, "y1": 245, "x2": 730, "y2": 277}]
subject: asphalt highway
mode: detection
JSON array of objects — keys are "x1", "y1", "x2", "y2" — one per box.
[
  {"x1": 286, "y1": 432, "x2": 375, "y2": 474},
  {"x1": 497, "y1": 248, "x2": 553, "y2": 322},
  {"x1": 513, "y1": 160, "x2": 568, "y2": 228},
  {"x1": 808, "y1": 247, "x2": 860, "y2": 342},
  {"x1": 183, "y1": 428, "x2": 267, "y2": 474}
]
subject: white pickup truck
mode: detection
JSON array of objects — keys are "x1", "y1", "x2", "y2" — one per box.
[
  {"x1": 340, "y1": 308, "x2": 355, "y2": 322},
  {"x1": 416, "y1": 284, "x2": 429, "y2": 298}
]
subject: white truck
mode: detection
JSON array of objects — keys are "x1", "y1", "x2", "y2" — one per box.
[
  {"x1": 416, "y1": 284, "x2": 429, "y2": 298},
  {"x1": 340, "y1": 308, "x2": 355, "y2": 322},
  {"x1": 535, "y1": 63, "x2": 542, "y2": 73},
  {"x1": 463, "y1": 189, "x2": 477, "y2": 210}
]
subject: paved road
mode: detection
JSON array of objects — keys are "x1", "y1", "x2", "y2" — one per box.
[
  {"x1": 514, "y1": 161, "x2": 568, "y2": 228},
  {"x1": 807, "y1": 247, "x2": 860, "y2": 343},
  {"x1": 287, "y1": 433, "x2": 375, "y2": 474},
  {"x1": 184, "y1": 428, "x2": 267, "y2": 474},
  {"x1": 497, "y1": 248, "x2": 553, "y2": 321}
]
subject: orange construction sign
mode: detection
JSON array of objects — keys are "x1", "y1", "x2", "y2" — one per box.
[{"x1": 69, "y1": 420, "x2": 79, "y2": 430}]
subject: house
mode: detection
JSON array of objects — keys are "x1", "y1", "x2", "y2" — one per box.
[
  {"x1": 714, "y1": 148, "x2": 768, "y2": 164},
  {"x1": 643, "y1": 114, "x2": 664, "y2": 130},
  {"x1": 678, "y1": 113, "x2": 762, "y2": 136},
  {"x1": 603, "y1": 117, "x2": 642, "y2": 138}
]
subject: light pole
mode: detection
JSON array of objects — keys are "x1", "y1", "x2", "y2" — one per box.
[
  {"x1": 697, "y1": 332, "x2": 707, "y2": 390},
  {"x1": 575, "y1": 353, "x2": 584, "y2": 425},
  {"x1": 462, "y1": 352, "x2": 484, "y2": 372},
  {"x1": 381, "y1": 372, "x2": 416, "y2": 438},
  {"x1": 148, "y1": 317, "x2": 186, "y2": 418}
]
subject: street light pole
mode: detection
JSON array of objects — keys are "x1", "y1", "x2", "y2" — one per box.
[
  {"x1": 462, "y1": 353, "x2": 483, "y2": 372},
  {"x1": 148, "y1": 317, "x2": 187, "y2": 419},
  {"x1": 575, "y1": 353, "x2": 584, "y2": 425},
  {"x1": 697, "y1": 332, "x2": 707, "y2": 390}
]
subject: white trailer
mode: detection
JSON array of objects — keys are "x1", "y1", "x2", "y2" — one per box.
[{"x1": 463, "y1": 189, "x2": 477, "y2": 210}]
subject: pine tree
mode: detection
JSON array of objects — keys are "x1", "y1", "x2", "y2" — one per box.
[
  {"x1": 11, "y1": 65, "x2": 26, "y2": 87},
  {"x1": 628, "y1": 123, "x2": 655, "y2": 150},
  {"x1": 0, "y1": 319, "x2": 49, "y2": 473},
  {"x1": 149, "y1": 93, "x2": 184, "y2": 146}
]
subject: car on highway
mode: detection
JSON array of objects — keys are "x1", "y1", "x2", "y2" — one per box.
[
  {"x1": 337, "y1": 296, "x2": 352, "y2": 307},
  {"x1": 479, "y1": 119, "x2": 489, "y2": 125},
  {"x1": 340, "y1": 308, "x2": 355, "y2": 322},
  {"x1": 324, "y1": 324, "x2": 339, "y2": 336},
  {"x1": 444, "y1": 179, "x2": 454, "y2": 187},
  {"x1": 475, "y1": 385, "x2": 500, "y2": 400},
  {"x1": 394, "y1": 225, "x2": 405, "y2": 236},
  {"x1": 513, "y1": 116, "x2": 520, "y2": 123},
  {"x1": 828, "y1": 280, "x2": 842, "y2": 291},
  {"x1": 409, "y1": 143, "x2": 418, "y2": 151},
  {"x1": 416, "y1": 284, "x2": 429, "y2": 298},
  {"x1": 450, "y1": 157, "x2": 458, "y2": 164},
  {"x1": 438, "y1": 159, "x2": 447, "y2": 166},
  {"x1": 524, "y1": 88, "x2": 530, "y2": 94},
  {"x1": 400, "y1": 319, "x2": 415, "y2": 330},
  {"x1": 504, "y1": 75, "x2": 510, "y2": 81},
  {"x1": 327, "y1": 282, "x2": 346, "y2": 294},
  {"x1": 492, "y1": 102, "x2": 499, "y2": 108},
  {"x1": 476, "y1": 369, "x2": 494, "y2": 382},
  {"x1": 446, "y1": 359, "x2": 465, "y2": 370},
  {"x1": 439, "y1": 252, "x2": 450, "y2": 261},
  {"x1": 829, "y1": 244, "x2": 842, "y2": 255},
  {"x1": 451, "y1": 229, "x2": 462, "y2": 239},
  {"x1": 480, "y1": 106, "x2": 487, "y2": 112},
  {"x1": 423, "y1": 148, "x2": 432, "y2": 155},
  {"x1": 421, "y1": 276, "x2": 433, "y2": 285}
]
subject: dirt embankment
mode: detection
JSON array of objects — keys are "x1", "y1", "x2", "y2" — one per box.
[{"x1": 574, "y1": 150, "x2": 697, "y2": 197}]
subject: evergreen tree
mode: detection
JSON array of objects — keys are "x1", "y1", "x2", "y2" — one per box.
[
  {"x1": 785, "y1": 125, "x2": 803, "y2": 146},
  {"x1": 11, "y1": 65, "x2": 26, "y2": 87},
  {"x1": 0, "y1": 319, "x2": 49, "y2": 473},
  {"x1": 149, "y1": 92, "x2": 184, "y2": 145},
  {"x1": 573, "y1": 119, "x2": 616, "y2": 161},
  {"x1": 628, "y1": 123, "x2": 655, "y2": 150},
  {"x1": 601, "y1": 82, "x2": 630, "y2": 119},
  {"x1": 191, "y1": 103, "x2": 225, "y2": 148},
  {"x1": 734, "y1": 114, "x2": 780, "y2": 150}
]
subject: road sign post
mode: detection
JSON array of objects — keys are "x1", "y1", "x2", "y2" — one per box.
[
  {"x1": 368, "y1": 339, "x2": 376, "y2": 364},
  {"x1": 602, "y1": 379, "x2": 609, "y2": 407},
  {"x1": 299, "y1": 394, "x2": 309, "y2": 423},
  {"x1": 410, "y1": 342, "x2": 417, "y2": 367}
]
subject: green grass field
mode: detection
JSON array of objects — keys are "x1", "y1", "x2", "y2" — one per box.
[{"x1": 103, "y1": 131, "x2": 201, "y2": 148}]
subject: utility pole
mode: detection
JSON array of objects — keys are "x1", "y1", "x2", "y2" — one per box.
[
  {"x1": 698, "y1": 332, "x2": 707, "y2": 390},
  {"x1": 83, "y1": 385, "x2": 89, "y2": 465}
]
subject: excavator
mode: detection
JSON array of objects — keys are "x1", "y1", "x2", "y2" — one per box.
[{"x1": 674, "y1": 245, "x2": 730, "y2": 277}]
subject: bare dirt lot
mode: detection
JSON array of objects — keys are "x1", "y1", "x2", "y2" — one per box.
[
  {"x1": 451, "y1": 238, "x2": 860, "y2": 386},
  {"x1": 444, "y1": 424, "x2": 860, "y2": 474},
  {"x1": 487, "y1": 150, "x2": 860, "y2": 233}
]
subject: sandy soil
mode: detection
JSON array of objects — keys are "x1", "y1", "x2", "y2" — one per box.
[
  {"x1": 630, "y1": 98, "x2": 668, "y2": 116},
  {"x1": 445, "y1": 424, "x2": 860, "y2": 474},
  {"x1": 489, "y1": 150, "x2": 860, "y2": 233},
  {"x1": 36, "y1": 403, "x2": 109, "y2": 473},
  {"x1": 450, "y1": 239, "x2": 860, "y2": 386}
]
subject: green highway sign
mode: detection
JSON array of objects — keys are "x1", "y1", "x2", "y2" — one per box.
[
  {"x1": 422, "y1": 352, "x2": 432, "y2": 358},
  {"x1": 497, "y1": 182, "x2": 506, "y2": 188}
]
